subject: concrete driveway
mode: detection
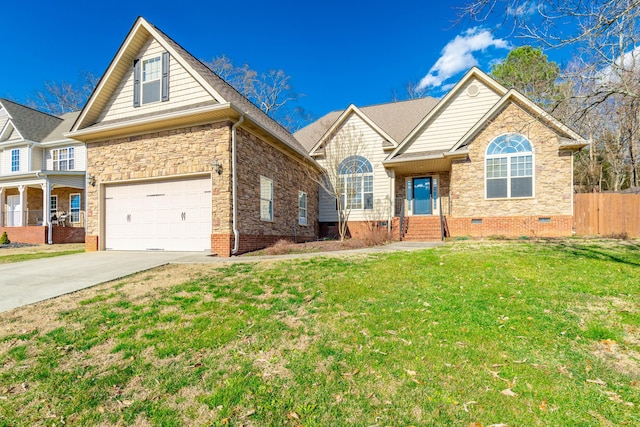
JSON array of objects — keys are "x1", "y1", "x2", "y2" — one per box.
[
  {"x1": 0, "y1": 242, "x2": 441, "y2": 313},
  {"x1": 0, "y1": 251, "x2": 216, "y2": 312}
]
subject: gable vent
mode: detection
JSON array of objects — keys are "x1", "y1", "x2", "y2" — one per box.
[{"x1": 467, "y1": 84, "x2": 480, "y2": 97}]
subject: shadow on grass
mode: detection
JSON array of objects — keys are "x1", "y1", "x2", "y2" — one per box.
[{"x1": 553, "y1": 240, "x2": 640, "y2": 266}]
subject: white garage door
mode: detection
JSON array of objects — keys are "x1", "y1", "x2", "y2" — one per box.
[{"x1": 104, "y1": 177, "x2": 212, "y2": 251}]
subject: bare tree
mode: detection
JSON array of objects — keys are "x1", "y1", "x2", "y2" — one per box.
[
  {"x1": 204, "y1": 55, "x2": 311, "y2": 131},
  {"x1": 460, "y1": 0, "x2": 640, "y2": 190},
  {"x1": 313, "y1": 123, "x2": 365, "y2": 241},
  {"x1": 27, "y1": 71, "x2": 97, "y2": 115}
]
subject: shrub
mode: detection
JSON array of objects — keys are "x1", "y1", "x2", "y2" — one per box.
[
  {"x1": 0, "y1": 231, "x2": 10, "y2": 245},
  {"x1": 263, "y1": 239, "x2": 295, "y2": 255}
]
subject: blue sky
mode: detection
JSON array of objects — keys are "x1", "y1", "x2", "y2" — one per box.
[{"x1": 2, "y1": 0, "x2": 548, "y2": 118}]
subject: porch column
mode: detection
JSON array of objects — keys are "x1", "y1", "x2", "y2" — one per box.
[
  {"x1": 41, "y1": 181, "x2": 52, "y2": 244},
  {"x1": 0, "y1": 187, "x2": 4, "y2": 227},
  {"x1": 18, "y1": 185, "x2": 25, "y2": 227}
]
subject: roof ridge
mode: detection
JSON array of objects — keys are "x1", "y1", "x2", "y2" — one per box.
[
  {"x1": 149, "y1": 21, "x2": 302, "y2": 147},
  {"x1": 0, "y1": 98, "x2": 64, "y2": 121}
]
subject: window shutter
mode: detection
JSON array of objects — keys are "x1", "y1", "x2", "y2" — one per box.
[
  {"x1": 133, "y1": 59, "x2": 141, "y2": 107},
  {"x1": 161, "y1": 52, "x2": 170, "y2": 102}
]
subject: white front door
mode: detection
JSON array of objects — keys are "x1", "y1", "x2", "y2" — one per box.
[
  {"x1": 7, "y1": 195, "x2": 21, "y2": 226},
  {"x1": 104, "y1": 177, "x2": 212, "y2": 251}
]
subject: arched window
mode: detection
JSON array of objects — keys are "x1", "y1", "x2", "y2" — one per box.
[
  {"x1": 338, "y1": 155, "x2": 373, "y2": 210},
  {"x1": 485, "y1": 133, "x2": 534, "y2": 199}
]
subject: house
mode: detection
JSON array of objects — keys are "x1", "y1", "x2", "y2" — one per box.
[
  {"x1": 295, "y1": 68, "x2": 587, "y2": 240},
  {"x1": 0, "y1": 99, "x2": 86, "y2": 244},
  {"x1": 67, "y1": 17, "x2": 320, "y2": 256}
]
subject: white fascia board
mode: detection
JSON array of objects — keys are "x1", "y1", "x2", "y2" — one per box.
[
  {"x1": 309, "y1": 105, "x2": 397, "y2": 156},
  {"x1": 389, "y1": 67, "x2": 508, "y2": 158},
  {"x1": 66, "y1": 102, "x2": 232, "y2": 139}
]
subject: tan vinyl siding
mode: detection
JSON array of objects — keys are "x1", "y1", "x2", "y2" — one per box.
[
  {"x1": 317, "y1": 113, "x2": 393, "y2": 222},
  {"x1": 1, "y1": 146, "x2": 26, "y2": 174},
  {"x1": 400, "y1": 77, "x2": 502, "y2": 155},
  {"x1": 49, "y1": 175, "x2": 85, "y2": 189},
  {"x1": 96, "y1": 38, "x2": 215, "y2": 124},
  {"x1": 32, "y1": 146, "x2": 44, "y2": 171}
]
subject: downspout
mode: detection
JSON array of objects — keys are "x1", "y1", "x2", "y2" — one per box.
[{"x1": 231, "y1": 115, "x2": 244, "y2": 255}]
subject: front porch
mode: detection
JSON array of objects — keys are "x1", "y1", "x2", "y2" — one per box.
[{"x1": 1, "y1": 183, "x2": 86, "y2": 244}]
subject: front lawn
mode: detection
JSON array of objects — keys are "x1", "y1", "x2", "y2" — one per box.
[
  {"x1": 1, "y1": 240, "x2": 638, "y2": 426},
  {"x1": 0, "y1": 243, "x2": 85, "y2": 264}
]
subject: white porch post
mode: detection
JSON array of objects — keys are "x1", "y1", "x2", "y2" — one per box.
[
  {"x1": 42, "y1": 181, "x2": 52, "y2": 244},
  {"x1": 0, "y1": 187, "x2": 4, "y2": 227},
  {"x1": 18, "y1": 185, "x2": 26, "y2": 227}
]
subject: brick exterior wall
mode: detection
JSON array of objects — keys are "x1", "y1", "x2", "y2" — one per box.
[
  {"x1": 85, "y1": 122, "x2": 232, "y2": 252},
  {"x1": 85, "y1": 122, "x2": 319, "y2": 256},
  {"x1": 385, "y1": 102, "x2": 576, "y2": 240},
  {"x1": 446, "y1": 215, "x2": 572, "y2": 238},
  {"x1": 234, "y1": 127, "x2": 319, "y2": 254},
  {"x1": 52, "y1": 226, "x2": 86, "y2": 243},
  {"x1": 0, "y1": 226, "x2": 47, "y2": 244}
]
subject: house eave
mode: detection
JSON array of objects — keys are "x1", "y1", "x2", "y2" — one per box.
[{"x1": 65, "y1": 103, "x2": 234, "y2": 142}]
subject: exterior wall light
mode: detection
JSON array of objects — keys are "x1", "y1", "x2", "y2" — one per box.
[
  {"x1": 213, "y1": 159, "x2": 223, "y2": 175},
  {"x1": 88, "y1": 174, "x2": 96, "y2": 187}
]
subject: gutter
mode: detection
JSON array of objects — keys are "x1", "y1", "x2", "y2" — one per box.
[{"x1": 231, "y1": 115, "x2": 244, "y2": 255}]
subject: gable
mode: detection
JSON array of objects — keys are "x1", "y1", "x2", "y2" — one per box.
[
  {"x1": 397, "y1": 76, "x2": 502, "y2": 156},
  {"x1": 319, "y1": 111, "x2": 392, "y2": 161},
  {"x1": 95, "y1": 37, "x2": 216, "y2": 125}
]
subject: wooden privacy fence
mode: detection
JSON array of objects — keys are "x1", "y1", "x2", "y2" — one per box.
[{"x1": 574, "y1": 193, "x2": 640, "y2": 237}]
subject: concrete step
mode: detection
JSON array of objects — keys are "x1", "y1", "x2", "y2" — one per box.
[{"x1": 402, "y1": 216, "x2": 442, "y2": 241}]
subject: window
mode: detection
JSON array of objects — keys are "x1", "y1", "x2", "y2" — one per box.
[
  {"x1": 338, "y1": 155, "x2": 373, "y2": 210},
  {"x1": 260, "y1": 176, "x2": 273, "y2": 221},
  {"x1": 485, "y1": 133, "x2": 533, "y2": 199},
  {"x1": 52, "y1": 147, "x2": 75, "y2": 171},
  {"x1": 50, "y1": 195, "x2": 58, "y2": 217},
  {"x1": 11, "y1": 149, "x2": 19, "y2": 172},
  {"x1": 142, "y1": 56, "x2": 162, "y2": 104},
  {"x1": 299, "y1": 191, "x2": 307, "y2": 225},
  {"x1": 70, "y1": 194, "x2": 81, "y2": 223}
]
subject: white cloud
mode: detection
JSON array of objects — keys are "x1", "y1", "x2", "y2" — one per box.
[
  {"x1": 506, "y1": 1, "x2": 539, "y2": 17},
  {"x1": 417, "y1": 27, "x2": 510, "y2": 91}
]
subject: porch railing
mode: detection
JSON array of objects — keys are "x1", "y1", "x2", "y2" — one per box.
[{"x1": 2, "y1": 210, "x2": 85, "y2": 227}]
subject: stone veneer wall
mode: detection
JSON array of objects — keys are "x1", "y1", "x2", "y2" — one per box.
[
  {"x1": 85, "y1": 122, "x2": 232, "y2": 251},
  {"x1": 446, "y1": 102, "x2": 574, "y2": 237},
  {"x1": 232, "y1": 127, "x2": 320, "y2": 254}
]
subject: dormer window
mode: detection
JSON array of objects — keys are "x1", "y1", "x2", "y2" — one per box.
[
  {"x1": 53, "y1": 147, "x2": 75, "y2": 171},
  {"x1": 133, "y1": 52, "x2": 170, "y2": 107}
]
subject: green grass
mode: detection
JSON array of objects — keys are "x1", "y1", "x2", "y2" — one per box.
[
  {"x1": 0, "y1": 249, "x2": 84, "y2": 264},
  {"x1": 1, "y1": 240, "x2": 638, "y2": 426}
]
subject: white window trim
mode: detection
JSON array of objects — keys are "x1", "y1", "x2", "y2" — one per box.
[
  {"x1": 260, "y1": 176, "x2": 273, "y2": 221},
  {"x1": 11, "y1": 148, "x2": 19, "y2": 172},
  {"x1": 69, "y1": 193, "x2": 81, "y2": 223},
  {"x1": 339, "y1": 156, "x2": 374, "y2": 211},
  {"x1": 298, "y1": 191, "x2": 307, "y2": 225},
  {"x1": 141, "y1": 55, "x2": 162, "y2": 105},
  {"x1": 50, "y1": 195, "x2": 58, "y2": 217},
  {"x1": 52, "y1": 147, "x2": 75, "y2": 171},
  {"x1": 485, "y1": 133, "x2": 535, "y2": 200}
]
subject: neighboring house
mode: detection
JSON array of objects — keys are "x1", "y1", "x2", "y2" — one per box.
[
  {"x1": 295, "y1": 68, "x2": 587, "y2": 240},
  {"x1": 67, "y1": 17, "x2": 319, "y2": 256},
  {"x1": 0, "y1": 99, "x2": 86, "y2": 244}
]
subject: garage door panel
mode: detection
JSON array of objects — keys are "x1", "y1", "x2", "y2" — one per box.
[{"x1": 105, "y1": 177, "x2": 212, "y2": 251}]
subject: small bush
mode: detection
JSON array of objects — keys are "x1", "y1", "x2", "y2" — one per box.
[
  {"x1": 263, "y1": 239, "x2": 295, "y2": 255},
  {"x1": 0, "y1": 232, "x2": 10, "y2": 245},
  {"x1": 456, "y1": 236, "x2": 470, "y2": 241},
  {"x1": 518, "y1": 235, "x2": 531, "y2": 240}
]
